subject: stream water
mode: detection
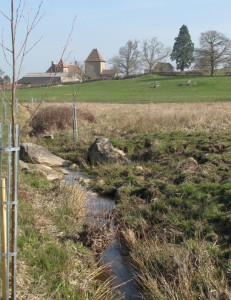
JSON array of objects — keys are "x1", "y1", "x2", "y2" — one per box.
[{"x1": 65, "y1": 170, "x2": 143, "y2": 299}]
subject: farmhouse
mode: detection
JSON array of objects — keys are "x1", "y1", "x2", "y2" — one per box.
[
  {"x1": 144, "y1": 62, "x2": 174, "y2": 74},
  {"x1": 18, "y1": 59, "x2": 82, "y2": 86},
  {"x1": 154, "y1": 62, "x2": 174, "y2": 72},
  {"x1": 85, "y1": 49, "x2": 117, "y2": 80},
  {"x1": 18, "y1": 49, "x2": 117, "y2": 86},
  {"x1": 46, "y1": 59, "x2": 80, "y2": 74}
]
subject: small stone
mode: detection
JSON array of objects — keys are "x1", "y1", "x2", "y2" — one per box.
[
  {"x1": 134, "y1": 165, "x2": 144, "y2": 175},
  {"x1": 42, "y1": 134, "x2": 54, "y2": 140},
  {"x1": 82, "y1": 178, "x2": 91, "y2": 185},
  {"x1": 69, "y1": 163, "x2": 79, "y2": 171},
  {"x1": 98, "y1": 179, "x2": 105, "y2": 186}
]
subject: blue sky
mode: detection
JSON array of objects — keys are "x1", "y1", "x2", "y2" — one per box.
[{"x1": 1, "y1": 0, "x2": 231, "y2": 77}]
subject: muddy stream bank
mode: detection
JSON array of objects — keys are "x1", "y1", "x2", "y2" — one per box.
[{"x1": 65, "y1": 170, "x2": 143, "y2": 300}]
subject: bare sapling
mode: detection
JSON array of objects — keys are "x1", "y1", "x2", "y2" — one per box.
[
  {"x1": 21, "y1": 15, "x2": 78, "y2": 135},
  {"x1": 0, "y1": 1, "x2": 44, "y2": 298}
]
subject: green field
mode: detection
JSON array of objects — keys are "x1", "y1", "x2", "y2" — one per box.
[{"x1": 15, "y1": 75, "x2": 231, "y2": 103}]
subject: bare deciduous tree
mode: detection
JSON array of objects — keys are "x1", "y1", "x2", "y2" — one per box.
[
  {"x1": 142, "y1": 37, "x2": 170, "y2": 73},
  {"x1": 194, "y1": 30, "x2": 231, "y2": 76},
  {"x1": 109, "y1": 40, "x2": 141, "y2": 76}
]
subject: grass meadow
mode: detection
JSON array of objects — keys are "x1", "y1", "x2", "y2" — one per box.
[{"x1": 14, "y1": 75, "x2": 231, "y2": 103}]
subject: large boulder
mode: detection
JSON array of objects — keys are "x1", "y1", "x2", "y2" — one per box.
[
  {"x1": 87, "y1": 137, "x2": 126, "y2": 165},
  {"x1": 20, "y1": 142, "x2": 68, "y2": 167}
]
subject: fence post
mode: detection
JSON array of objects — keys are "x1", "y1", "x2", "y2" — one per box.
[
  {"x1": 72, "y1": 103, "x2": 78, "y2": 143},
  {"x1": 1, "y1": 178, "x2": 7, "y2": 300}
]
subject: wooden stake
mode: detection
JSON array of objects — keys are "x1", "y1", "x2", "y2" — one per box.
[{"x1": 1, "y1": 177, "x2": 7, "y2": 300}]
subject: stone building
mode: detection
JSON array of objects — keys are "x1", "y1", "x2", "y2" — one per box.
[
  {"x1": 144, "y1": 62, "x2": 174, "y2": 74},
  {"x1": 18, "y1": 50, "x2": 117, "y2": 86},
  {"x1": 153, "y1": 62, "x2": 174, "y2": 72},
  {"x1": 85, "y1": 49, "x2": 117, "y2": 80},
  {"x1": 18, "y1": 59, "x2": 82, "y2": 86},
  {"x1": 46, "y1": 59, "x2": 80, "y2": 74}
]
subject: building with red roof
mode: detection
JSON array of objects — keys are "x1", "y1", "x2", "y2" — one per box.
[{"x1": 85, "y1": 49, "x2": 117, "y2": 80}]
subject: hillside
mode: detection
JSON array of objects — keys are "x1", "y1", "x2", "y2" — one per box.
[{"x1": 16, "y1": 75, "x2": 231, "y2": 103}]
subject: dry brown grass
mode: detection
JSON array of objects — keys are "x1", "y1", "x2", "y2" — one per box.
[
  {"x1": 122, "y1": 228, "x2": 231, "y2": 300},
  {"x1": 48, "y1": 181, "x2": 87, "y2": 235},
  {"x1": 78, "y1": 102, "x2": 231, "y2": 134},
  {"x1": 22, "y1": 102, "x2": 231, "y2": 144},
  {"x1": 16, "y1": 178, "x2": 115, "y2": 299}
]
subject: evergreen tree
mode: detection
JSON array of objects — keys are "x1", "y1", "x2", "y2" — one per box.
[{"x1": 171, "y1": 25, "x2": 194, "y2": 71}]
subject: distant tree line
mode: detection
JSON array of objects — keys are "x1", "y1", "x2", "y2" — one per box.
[
  {"x1": 0, "y1": 69, "x2": 11, "y2": 84},
  {"x1": 109, "y1": 25, "x2": 231, "y2": 77}
]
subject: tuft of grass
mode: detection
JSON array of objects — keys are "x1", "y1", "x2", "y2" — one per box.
[
  {"x1": 16, "y1": 173, "x2": 115, "y2": 299},
  {"x1": 51, "y1": 181, "x2": 87, "y2": 235},
  {"x1": 121, "y1": 230, "x2": 231, "y2": 300}
]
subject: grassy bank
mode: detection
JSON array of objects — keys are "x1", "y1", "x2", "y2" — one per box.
[
  {"x1": 0, "y1": 104, "x2": 116, "y2": 298},
  {"x1": 14, "y1": 75, "x2": 231, "y2": 103},
  {"x1": 15, "y1": 172, "x2": 115, "y2": 299},
  {"x1": 1, "y1": 101, "x2": 230, "y2": 298},
  {"x1": 40, "y1": 102, "x2": 231, "y2": 299}
]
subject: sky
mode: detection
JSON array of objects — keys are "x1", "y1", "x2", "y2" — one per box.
[{"x1": 1, "y1": 0, "x2": 231, "y2": 77}]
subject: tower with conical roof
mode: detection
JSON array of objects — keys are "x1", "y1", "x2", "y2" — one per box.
[{"x1": 85, "y1": 49, "x2": 106, "y2": 80}]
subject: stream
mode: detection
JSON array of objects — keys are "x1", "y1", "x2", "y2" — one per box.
[{"x1": 65, "y1": 170, "x2": 143, "y2": 300}]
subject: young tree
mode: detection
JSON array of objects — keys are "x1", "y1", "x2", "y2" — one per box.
[
  {"x1": 109, "y1": 40, "x2": 141, "y2": 76},
  {"x1": 0, "y1": 1, "x2": 44, "y2": 298},
  {"x1": 142, "y1": 37, "x2": 170, "y2": 73},
  {"x1": 194, "y1": 30, "x2": 231, "y2": 76},
  {"x1": 170, "y1": 24, "x2": 194, "y2": 71}
]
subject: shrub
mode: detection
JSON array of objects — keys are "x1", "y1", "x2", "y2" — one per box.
[{"x1": 30, "y1": 105, "x2": 96, "y2": 135}]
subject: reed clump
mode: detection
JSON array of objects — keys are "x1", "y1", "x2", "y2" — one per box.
[{"x1": 122, "y1": 228, "x2": 231, "y2": 300}]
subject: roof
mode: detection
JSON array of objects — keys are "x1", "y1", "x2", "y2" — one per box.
[
  {"x1": 155, "y1": 62, "x2": 173, "y2": 68},
  {"x1": 22, "y1": 72, "x2": 70, "y2": 78},
  {"x1": 46, "y1": 59, "x2": 81, "y2": 73},
  {"x1": 85, "y1": 49, "x2": 105, "y2": 62},
  {"x1": 101, "y1": 70, "x2": 116, "y2": 75},
  {"x1": 55, "y1": 59, "x2": 74, "y2": 68}
]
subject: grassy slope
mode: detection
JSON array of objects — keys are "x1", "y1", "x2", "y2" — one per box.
[
  {"x1": 41, "y1": 102, "x2": 231, "y2": 299},
  {"x1": 16, "y1": 75, "x2": 231, "y2": 103},
  {"x1": 45, "y1": 128, "x2": 231, "y2": 299}
]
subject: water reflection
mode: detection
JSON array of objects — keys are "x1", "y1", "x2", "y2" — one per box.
[{"x1": 65, "y1": 170, "x2": 143, "y2": 299}]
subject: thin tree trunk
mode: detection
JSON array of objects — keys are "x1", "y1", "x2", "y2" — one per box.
[{"x1": 11, "y1": 1, "x2": 17, "y2": 298}]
